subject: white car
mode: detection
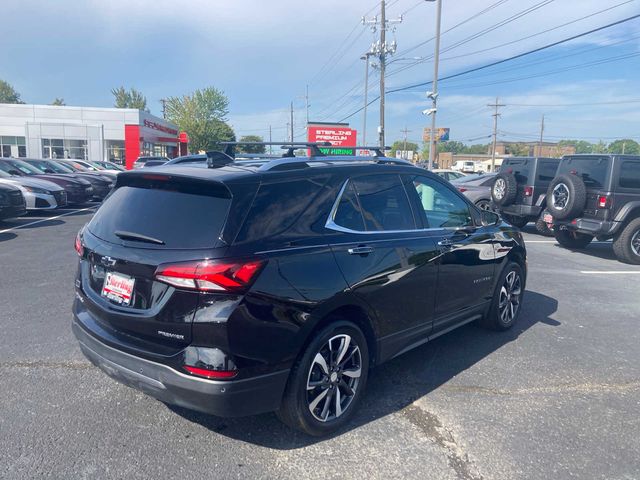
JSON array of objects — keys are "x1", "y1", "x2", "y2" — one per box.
[
  {"x1": 0, "y1": 170, "x2": 67, "y2": 210},
  {"x1": 432, "y1": 169, "x2": 467, "y2": 182}
]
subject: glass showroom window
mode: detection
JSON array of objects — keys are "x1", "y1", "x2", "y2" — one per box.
[
  {"x1": 42, "y1": 138, "x2": 88, "y2": 159},
  {"x1": 1, "y1": 136, "x2": 26, "y2": 158},
  {"x1": 106, "y1": 140, "x2": 125, "y2": 165}
]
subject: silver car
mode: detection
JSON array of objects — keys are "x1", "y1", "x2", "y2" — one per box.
[
  {"x1": 0, "y1": 169, "x2": 67, "y2": 210},
  {"x1": 451, "y1": 173, "x2": 497, "y2": 211}
]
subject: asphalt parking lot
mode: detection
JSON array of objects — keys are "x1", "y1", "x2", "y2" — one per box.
[{"x1": 1, "y1": 208, "x2": 639, "y2": 480}]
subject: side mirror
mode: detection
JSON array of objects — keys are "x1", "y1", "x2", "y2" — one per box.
[{"x1": 480, "y1": 210, "x2": 500, "y2": 227}]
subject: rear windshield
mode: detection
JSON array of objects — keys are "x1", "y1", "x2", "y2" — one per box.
[
  {"x1": 503, "y1": 160, "x2": 530, "y2": 184},
  {"x1": 557, "y1": 157, "x2": 609, "y2": 189},
  {"x1": 87, "y1": 185, "x2": 230, "y2": 249}
]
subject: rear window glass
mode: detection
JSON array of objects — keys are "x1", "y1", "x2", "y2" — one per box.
[
  {"x1": 352, "y1": 174, "x2": 415, "y2": 231},
  {"x1": 88, "y1": 185, "x2": 230, "y2": 249},
  {"x1": 235, "y1": 178, "x2": 326, "y2": 242},
  {"x1": 557, "y1": 157, "x2": 609, "y2": 189},
  {"x1": 537, "y1": 161, "x2": 559, "y2": 182},
  {"x1": 619, "y1": 161, "x2": 640, "y2": 189},
  {"x1": 503, "y1": 160, "x2": 530, "y2": 184}
]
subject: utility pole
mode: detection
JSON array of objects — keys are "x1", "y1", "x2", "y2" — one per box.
[
  {"x1": 361, "y1": 54, "x2": 372, "y2": 146},
  {"x1": 305, "y1": 85, "x2": 310, "y2": 126},
  {"x1": 289, "y1": 101, "x2": 294, "y2": 142},
  {"x1": 363, "y1": 1, "x2": 401, "y2": 149},
  {"x1": 269, "y1": 125, "x2": 272, "y2": 154},
  {"x1": 427, "y1": 0, "x2": 442, "y2": 170},
  {"x1": 538, "y1": 114, "x2": 545, "y2": 156},
  {"x1": 159, "y1": 98, "x2": 167, "y2": 119},
  {"x1": 401, "y1": 126, "x2": 411, "y2": 160},
  {"x1": 488, "y1": 97, "x2": 506, "y2": 172}
]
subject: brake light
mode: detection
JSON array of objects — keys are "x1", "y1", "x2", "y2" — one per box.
[
  {"x1": 597, "y1": 195, "x2": 611, "y2": 209},
  {"x1": 457, "y1": 187, "x2": 468, "y2": 193},
  {"x1": 141, "y1": 174, "x2": 170, "y2": 181},
  {"x1": 523, "y1": 186, "x2": 533, "y2": 197},
  {"x1": 183, "y1": 365, "x2": 238, "y2": 379},
  {"x1": 155, "y1": 259, "x2": 266, "y2": 292},
  {"x1": 74, "y1": 232, "x2": 84, "y2": 257}
]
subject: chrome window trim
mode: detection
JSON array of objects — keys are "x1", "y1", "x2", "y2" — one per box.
[{"x1": 325, "y1": 178, "x2": 450, "y2": 235}]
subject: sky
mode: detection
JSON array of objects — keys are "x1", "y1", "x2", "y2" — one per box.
[{"x1": 2, "y1": 0, "x2": 640, "y2": 148}]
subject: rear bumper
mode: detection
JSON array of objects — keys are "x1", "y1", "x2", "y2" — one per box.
[
  {"x1": 72, "y1": 317, "x2": 290, "y2": 418},
  {"x1": 500, "y1": 204, "x2": 541, "y2": 218},
  {"x1": 555, "y1": 218, "x2": 619, "y2": 236}
]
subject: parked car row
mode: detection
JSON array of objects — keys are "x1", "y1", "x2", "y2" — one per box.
[
  {"x1": 0, "y1": 158, "x2": 121, "y2": 220},
  {"x1": 490, "y1": 154, "x2": 640, "y2": 265}
]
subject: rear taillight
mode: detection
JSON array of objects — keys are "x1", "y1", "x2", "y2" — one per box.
[
  {"x1": 523, "y1": 186, "x2": 533, "y2": 197},
  {"x1": 457, "y1": 187, "x2": 468, "y2": 193},
  {"x1": 155, "y1": 259, "x2": 266, "y2": 292},
  {"x1": 598, "y1": 195, "x2": 611, "y2": 209},
  {"x1": 74, "y1": 232, "x2": 84, "y2": 257}
]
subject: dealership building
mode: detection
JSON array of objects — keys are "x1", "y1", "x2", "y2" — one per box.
[{"x1": 0, "y1": 103, "x2": 187, "y2": 169}]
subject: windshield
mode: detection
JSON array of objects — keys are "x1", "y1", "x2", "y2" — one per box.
[
  {"x1": 1, "y1": 160, "x2": 44, "y2": 175},
  {"x1": 557, "y1": 156, "x2": 610, "y2": 189}
]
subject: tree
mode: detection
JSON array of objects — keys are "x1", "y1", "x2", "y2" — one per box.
[
  {"x1": 165, "y1": 87, "x2": 235, "y2": 153},
  {"x1": 390, "y1": 140, "x2": 418, "y2": 158},
  {"x1": 51, "y1": 98, "x2": 65, "y2": 106},
  {"x1": 0, "y1": 79, "x2": 23, "y2": 104},
  {"x1": 437, "y1": 141, "x2": 466, "y2": 154},
  {"x1": 607, "y1": 139, "x2": 640, "y2": 155},
  {"x1": 465, "y1": 143, "x2": 490, "y2": 154},
  {"x1": 237, "y1": 135, "x2": 265, "y2": 153},
  {"x1": 111, "y1": 86, "x2": 148, "y2": 111},
  {"x1": 558, "y1": 139, "x2": 593, "y2": 154},
  {"x1": 593, "y1": 140, "x2": 608, "y2": 154}
]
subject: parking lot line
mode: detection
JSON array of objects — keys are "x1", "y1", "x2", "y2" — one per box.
[
  {"x1": 0, "y1": 207, "x2": 95, "y2": 234},
  {"x1": 581, "y1": 270, "x2": 640, "y2": 274}
]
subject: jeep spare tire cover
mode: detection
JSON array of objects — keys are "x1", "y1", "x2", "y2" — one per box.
[
  {"x1": 546, "y1": 173, "x2": 587, "y2": 220},
  {"x1": 491, "y1": 173, "x2": 518, "y2": 206}
]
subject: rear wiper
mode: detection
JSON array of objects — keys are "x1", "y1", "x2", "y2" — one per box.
[{"x1": 114, "y1": 230, "x2": 165, "y2": 245}]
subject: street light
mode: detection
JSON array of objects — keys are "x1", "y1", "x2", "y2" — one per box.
[{"x1": 425, "y1": 0, "x2": 442, "y2": 170}]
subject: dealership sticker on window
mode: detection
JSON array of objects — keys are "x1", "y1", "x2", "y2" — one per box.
[{"x1": 101, "y1": 272, "x2": 135, "y2": 306}]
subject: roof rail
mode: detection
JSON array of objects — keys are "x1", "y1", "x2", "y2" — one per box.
[
  {"x1": 219, "y1": 141, "x2": 332, "y2": 158},
  {"x1": 257, "y1": 155, "x2": 413, "y2": 172}
]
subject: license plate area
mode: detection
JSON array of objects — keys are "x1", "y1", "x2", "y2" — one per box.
[{"x1": 101, "y1": 271, "x2": 135, "y2": 306}]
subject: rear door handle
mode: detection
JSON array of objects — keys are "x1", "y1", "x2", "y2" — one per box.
[{"x1": 348, "y1": 246, "x2": 374, "y2": 255}]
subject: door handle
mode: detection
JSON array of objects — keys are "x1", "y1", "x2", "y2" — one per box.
[{"x1": 348, "y1": 246, "x2": 374, "y2": 255}]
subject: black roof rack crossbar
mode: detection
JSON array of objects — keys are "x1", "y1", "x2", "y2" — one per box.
[
  {"x1": 257, "y1": 155, "x2": 412, "y2": 172},
  {"x1": 353, "y1": 145, "x2": 392, "y2": 157},
  {"x1": 219, "y1": 141, "x2": 332, "y2": 158}
]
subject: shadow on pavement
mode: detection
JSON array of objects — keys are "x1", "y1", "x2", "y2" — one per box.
[
  {"x1": 0, "y1": 231, "x2": 18, "y2": 242},
  {"x1": 170, "y1": 290, "x2": 559, "y2": 448},
  {"x1": 552, "y1": 242, "x2": 617, "y2": 262}
]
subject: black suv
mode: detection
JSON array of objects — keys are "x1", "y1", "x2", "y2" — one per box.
[
  {"x1": 545, "y1": 154, "x2": 640, "y2": 264},
  {"x1": 491, "y1": 157, "x2": 560, "y2": 235},
  {"x1": 72, "y1": 145, "x2": 527, "y2": 436}
]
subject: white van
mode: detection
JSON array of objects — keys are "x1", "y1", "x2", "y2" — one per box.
[{"x1": 452, "y1": 160, "x2": 476, "y2": 173}]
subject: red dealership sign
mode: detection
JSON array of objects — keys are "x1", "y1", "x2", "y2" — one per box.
[{"x1": 307, "y1": 123, "x2": 357, "y2": 156}]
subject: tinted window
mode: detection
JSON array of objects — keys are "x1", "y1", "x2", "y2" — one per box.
[
  {"x1": 351, "y1": 175, "x2": 415, "y2": 231},
  {"x1": 406, "y1": 175, "x2": 473, "y2": 228},
  {"x1": 557, "y1": 156, "x2": 609, "y2": 188},
  {"x1": 88, "y1": 185, "x2": 230, "y2": 249},
  {"x1": 236, "y1": 178, "x2": 326, "y2": 242},
  {"x1": 620, "y1": 161, "x2": 640, "y2": 189},
  {"x1": 503, "y1": 160, "x2": 530, "y2": 184},
  {"x1": 537, "y1": 161, "x2": 559, "y2": 182},
  {"x1": 333, "y1": 182, "x2": 365, "y2": 231}
]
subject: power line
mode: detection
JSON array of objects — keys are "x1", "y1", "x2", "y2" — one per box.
[{"x1": 385, "y1": 12, "x2": 640, "y2": 94}]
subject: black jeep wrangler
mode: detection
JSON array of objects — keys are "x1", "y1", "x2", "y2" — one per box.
[
  {"x1": 546, "y1": 154, "x2": 640, "y2": 264},
  {"x1": 491, "y1": 157, "x2": 560, "y2": 235}
]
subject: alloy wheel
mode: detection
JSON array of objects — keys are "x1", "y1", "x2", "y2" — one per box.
[
  {"x1": 306, "y1": 334, "x2": 361, "y2": 422},
  {"x1": 494, "y1": 179, "x2": 506, "y2": 200},
  {"x1": 632, "y1": 229, "x2": 640, "y2": 256},
  {"x1": 499, "y1": 271, "x2": 522, "y2": 325},
  {"x1": 552, "y1": 183, "x2": 570, "y2": 210}
]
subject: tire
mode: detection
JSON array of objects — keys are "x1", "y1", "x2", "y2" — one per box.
[
  {"x1": 546, "y1": 174, "x2": 587, "y2": 220},
  {"x1": 480, "y1": 262, "x2": 525, "y2": 331},
  {"x1": 503, "y1": 214, "x2": 529, "y2": 229},
  {"x1": 612, "y1": 217, "x2": 640, "y2": 265},
  {"x1": 277, "y1": 321, "x2": 369, "y2": 436},
  {"x1": 554, "y1": 228, "x2": 593, "y2": 249},
  {"x1": 475, "y1": 199, "x2": 493, "y2": 212},
  {"x1": 491, "y1": 173, "x2": 518, "y2": 207},
  {"x1": 534, "y1": 212, "x2": 553, "y2": 236}
]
